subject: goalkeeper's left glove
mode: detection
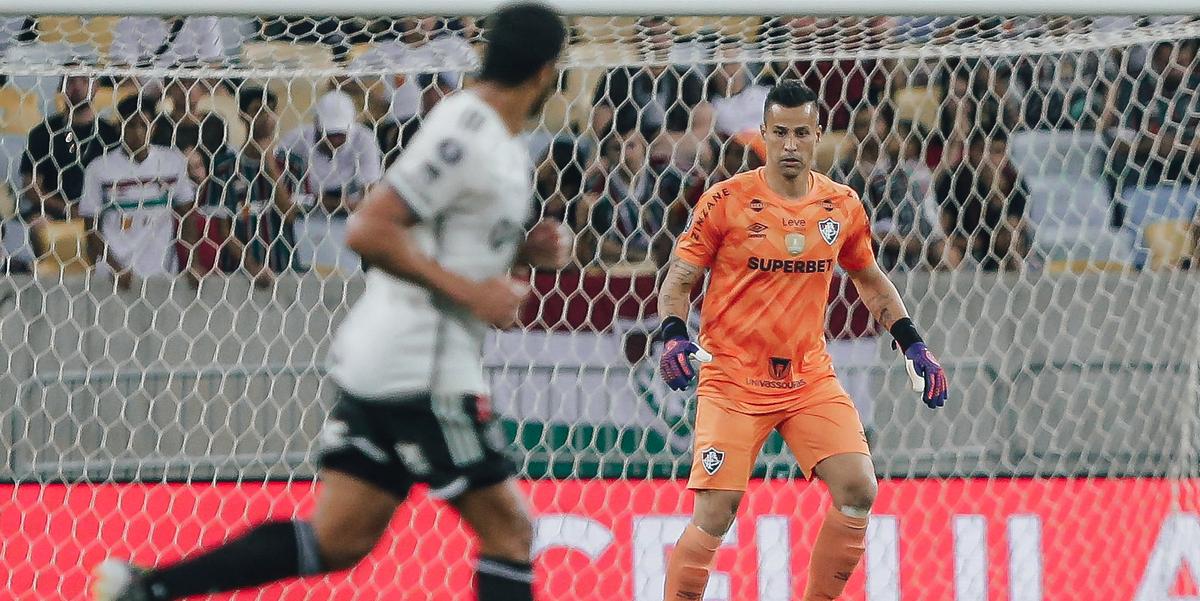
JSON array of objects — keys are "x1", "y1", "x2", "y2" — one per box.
[{"x1": 891, "y1": 318, "x2": 948, "y2": 408}]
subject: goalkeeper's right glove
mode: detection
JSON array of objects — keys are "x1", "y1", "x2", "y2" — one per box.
[{"x1": 658, "y1": 316, "x2": 700, "y2": 391}]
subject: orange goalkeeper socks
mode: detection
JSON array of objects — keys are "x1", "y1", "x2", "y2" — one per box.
[
  {"x1": 664, "y1": 523, "x2": 722, "y2": 600},
  {"x1": 802, "y1": 507, "x2": 869, "y2": 601}
]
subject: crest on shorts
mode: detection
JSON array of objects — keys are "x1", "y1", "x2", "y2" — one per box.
[
  {"x1": 700, "y1": 447, "x2": 725, "y2": 475},
  {"x1": 818, "y1": 218, "x2": 840, "y2": 245},
  {"x1": 769, "y1": 357, "x2": 792, "y2": 380}
]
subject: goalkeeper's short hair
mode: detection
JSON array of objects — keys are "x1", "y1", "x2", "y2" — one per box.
[
  {"x1": 479, "y1": 2, "x2": 567, "y2": 87},
  {"x1": 764, "y1": 80, "x2": 820, "y2": 115}
]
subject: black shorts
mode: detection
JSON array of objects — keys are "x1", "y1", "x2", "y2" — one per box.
[{"x1": 317, "y1": 388, "x2": 515, "y2": 499}]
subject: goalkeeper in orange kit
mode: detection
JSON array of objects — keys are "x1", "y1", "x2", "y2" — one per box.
[{"x1": 656, "y1": 80, "x2": 948, "y2": 600}]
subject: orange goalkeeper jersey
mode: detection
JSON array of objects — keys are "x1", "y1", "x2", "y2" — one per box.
[{"x1": 674, "y1": 168, "x2": 877, "y2": 412}]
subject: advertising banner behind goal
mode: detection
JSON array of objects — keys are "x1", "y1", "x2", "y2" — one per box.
[{"x1": 5, "y1": 478, "x2": 1200, "y2": 601}]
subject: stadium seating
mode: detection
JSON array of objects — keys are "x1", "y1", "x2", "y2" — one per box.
[
  {"x1": 0, "y1": 134, "x2": 26, "y2": 189},
  {"x1": 32, "y1": 219, "x2": 89, "y2": 277},
  {"x1": 673, "y1": 16, "x2": 761, "y2": 41},
  {"x1": 1025, "y1": 174, "x2": 1112, "y2": 232},
  {"x1": 560, "y1": 65, "x2": 607, "y2": 134},
  {"x1": 1008, "y1": 130, "x2": 1105, "y2": 178},
  {"x1": 1022, "y1": 169, "x2": 1134, "y2": 271},
  {"x1": 604, "y1": 258, "x2": 659, "y2": 276},
  {"x1": 241, "y1": 41, "x2": 335, "y2": 132},
  {"x1": 34, "y1": 16, "x2": 89, "y2": 45},
  {"x1": 1119, "y1": 184, "x2": 1200, "y2": 267},
  {"x1": 0, "y1": 86, "x2": 44, "y2": 136},
  {"x1": 814, "y1": 130, "x2": 852, "y2": 173},
  {"x1": 1035, "y1": 225, "x2": 1135, "y2": 272},
  {"x1": 1143, "y1": 220, "x2": 1193, "y2": 270},
  {"x1": 0, "y1": 133, "x2": 24, "y2": 260},
  {"x1": 241, "y1": 40, "x2": 334, "y2": 69},
  {"x1": 5, "y1": 43, "x2": 99, "y2": 116},
  {"x1": 1044, "y1": 258, "x2": 1129, "y2": 273},
  {"x1": 560, "y1": 42, "x2": 625, "y2": 132},
  {"x1": 35, "y1": 16, "x2": 118, "y2": 56},
  {"x1": 89, "y1": 83, "x2": 140, "y2": 120},
  {"x1": 893, "y1": 86, "x2": 941, "y2": 132},
  {"x1": 1121, "y1": 184, "x2": 1200, "y2": 229},
  {"x1": 0, "y1": 182, "x2": 15, "y2": 221},
  {"x1": 572, "y1": 16, "x2": 635, "y2": 44},
  {"x1": 196, "y1": 92, "x2": 247, "y2": 150}
]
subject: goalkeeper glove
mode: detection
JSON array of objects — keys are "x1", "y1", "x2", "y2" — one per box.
[
  {"x1": 891, "y1": 318, "x2": 948, "y2": 408},
  {"x1": 658, "y1": 316, "x2": 700, "y2": 391}
]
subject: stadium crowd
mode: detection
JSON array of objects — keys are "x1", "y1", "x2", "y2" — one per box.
[{"x1": 2, "y1": 14, "x2": 1200, "y2": 283}]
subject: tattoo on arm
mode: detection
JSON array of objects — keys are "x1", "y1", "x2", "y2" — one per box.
[
  {"x1": 851, "y1": 267, "x2": 909, "y2": 330},
  {"x1": 658, "y1": 260, "x2": 705, "y2": 320},
  {"x1": 877, "y1": 305, "x2": 895, "y2": 327}
]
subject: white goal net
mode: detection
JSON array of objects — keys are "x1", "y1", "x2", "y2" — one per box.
[{"x1": 1, "y1": 9, "x2": 1199, "y2": 601}]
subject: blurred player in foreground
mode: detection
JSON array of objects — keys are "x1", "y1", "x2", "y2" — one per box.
[
  {"x1": 656, "y1": 80, "x2": 949, "y2": 600},
  {"x1": 94, "y1": 3, "x2": 569, "y2": 600}
]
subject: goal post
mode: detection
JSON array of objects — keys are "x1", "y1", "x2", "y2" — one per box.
[
  {"x1": 1, "y1": 6, "x2": 1199, "y2": 600},
  {"x1": 20, "y1": 0, "x2": 1200, "y2": 15}
]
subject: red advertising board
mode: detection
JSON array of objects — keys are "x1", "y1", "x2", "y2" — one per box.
[{"x1": 3, "y1": 478, "x2": 1199, "y2": 600}]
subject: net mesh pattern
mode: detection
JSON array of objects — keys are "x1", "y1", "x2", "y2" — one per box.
[{"x1": 0, "y1": 13, "x2": 1199, "y2": 600}]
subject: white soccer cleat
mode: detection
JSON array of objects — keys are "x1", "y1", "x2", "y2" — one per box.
[{"x1": 93, "y1": 559, "x2": 150, "y2": 601}]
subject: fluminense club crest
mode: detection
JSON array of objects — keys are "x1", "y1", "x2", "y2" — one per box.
[
  {"x1": 700, "y1": 447, "x2": 725, "y2": 475},
  {"x1": 818, "y1": 218, "x2": 840, "y2": 245}
]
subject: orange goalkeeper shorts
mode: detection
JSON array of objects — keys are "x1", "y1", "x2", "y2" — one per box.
[{"x1": 687, "y1": 376, "x2": 870, "y2": 491}]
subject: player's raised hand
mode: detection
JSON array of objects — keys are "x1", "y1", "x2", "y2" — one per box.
[
  {"x1": 520, "y1": 219, "x2": 572, "y2": 270},
  {"x1": 904, "y1": 343, "x2": 948, "y2": 408},
  {"x1": 469, "y1": 276, "x2": 531, "y2": 329}
]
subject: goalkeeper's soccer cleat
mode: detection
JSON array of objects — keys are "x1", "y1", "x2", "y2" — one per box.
[{"x1": 93, "y1": 559, "x2": 152, "y2": 601}]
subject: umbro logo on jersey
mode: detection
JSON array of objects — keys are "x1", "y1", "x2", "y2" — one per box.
[
  {"x1": 749, "y1": 198, "x2": 765, "y2": 212},
  {"x1": 700, "y1": 447, "x2": 725, "y2": 475},
  {"x1": 819, "y1": 218, "x2": 840, "y2": 245},
  {"x1": 747, "y1": 222, "x2": 768, "y2": 238}
]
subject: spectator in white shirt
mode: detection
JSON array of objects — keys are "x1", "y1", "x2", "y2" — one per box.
[
  {"x1": 279, "y1": 91, "x2": 382, "y2": 273},
  {"x1": 710, "y1": 45, "x2": 771, "y2": 137},
  {"x1": 80, "y1": 95, "x2": 199, "y2": 289}
]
